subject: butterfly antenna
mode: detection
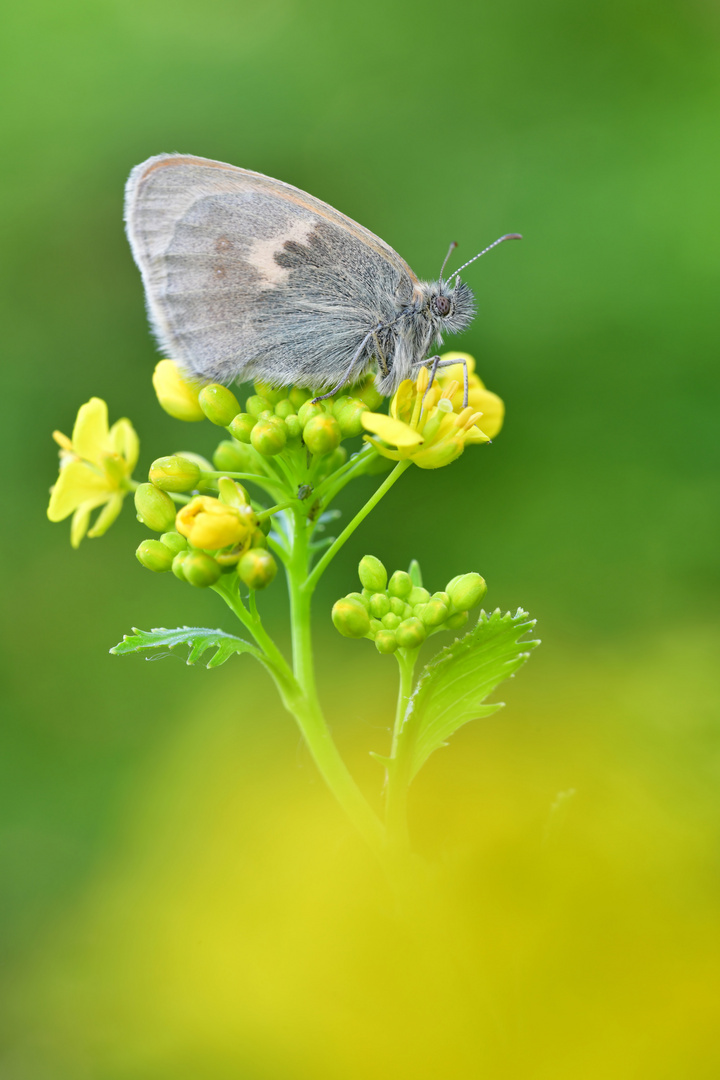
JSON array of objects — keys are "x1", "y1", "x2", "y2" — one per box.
[
  {"x1": 446, "y1": 233, "x2": 522, "y2": 283},
  {"x1": 439, "y1": 240, "x2": 458, "y2": 280}
]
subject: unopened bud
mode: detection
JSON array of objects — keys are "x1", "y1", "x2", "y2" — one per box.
[
  {"x1": 375, "y1": 630, "x2": 398, "y2": 654},
  {"x1": 381, "y1": 612, "x2": 402, "y2": 630},
  {"x1": 304, "y1": 410, "x2": 341, "y2": 453},
  {"x1": 237, "y1": 548, "x2": 278, "y2": 590},
  {"x1": 149, "y1": 454, "x2": 201, "y2": 492},
  {"x1": 345, "y1": 591, "x2": 369, "y2": 610},
  {"x1": 285, "y1": 415, "x2": 303, "y2": 441},
  {"x1": 134, "y1": 483, "x2": 176, "y2": 533},
  {"x1": 446, "y1": 610, "x2": 469, "y2": 630},
  {"x1": 388, "y1": 570, "x2": 413, "y2": 599},
  {"x1": 332, "y1": 598, "x2": 371, "y2": 638},
  {"x1": 159, "y1": 531, "x2": 188, "y2": 555},
  {"x1": 217, "y1": 476, "x2": 249, "y2": 508},
  {"x1": 420, "y1": 598, "x2": 449, "y2": 627},
  {"x1": 198, "y1": 384, "x2": 241, "y2": 427},
  {"x1": 297, "y1": 400, "x2": 328, "y2": 427},
  {"x1": 288, "y1": 386, "x2": 312, "y2": 410},
  {"x1": 369, "y1": 593, "x2": 390, "y2": 619},
  {"x1": 446, "y1": 572, "x2": 487, "y2": 612},
  {"x1": 183, "y1": 551, "x2": 222, "y2": 588},
  {"x1": 395, "y1": 618, "x2": 427, "y2": 649},
  {"x1": 246, "y1": 394, "x2": 273, "y2": 419},
  {"x1": 253, "y1": 381, "x2": 286, "y2": 406},
  {"x1": 152, "y1": 360, "x2": 205, "y2": 422},
  {"x1": 251, "y1": 417, "x2": 287, "y2": 456},
  {"x1": 136, "y1": 539, "x2": 174, "y2": 573},
  {"x1": 172, "y1": 551, "x2": 188, "y2": 580},
  {"x1": 176, "y1": 495, "x2": 253, "y2": 550},
  {"x1": 213, "y1": 439, "x2": 256, "y2": 472},
  {"x1": 227, "y1": 414, "x2": 256, "y2": 444},
  {"x1": 274, "y1": 399, "x2": 296, "y2": 420},
  {"x1": 358, "y1": 555, "x2": 387, "y2": 593},
  {"x1": 353, "y1": 376, "x2": 384, "y2": 411},
  {"x1": 333, "y1": 396, "x2": 368, "y2": 438},
  {"x1": 409, "y1": 585, "x2": 431, "y2": 607},
  {"x1": 389, "y1": 597, "x2": 407, "y2": 617}
]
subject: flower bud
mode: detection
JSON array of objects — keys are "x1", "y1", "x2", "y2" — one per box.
[
  {"x1": 297, "y1": 400, "x2": 328, "y2": 427},
  {"x1": 212, "y1": 439, "x2": 253, "y2": 473},
  {"x1": 353, "y1": 376, "x2": 384, "y2": 411},
  {"x1": 389, "y1": 597, "x2": 407, "y2": 617},
  {"x1": 369, "y1": 618, "x2": 383, "y2": 636},
  {"x1": 446, "y1": 610, "x2": 469, "y2": 630},
  {"x1": 183, "y1": 551, "x2": 222, "y2": 588},
  {"x1": 375, "y1": 630, "x2": 398, "y2": 654},
  {"x1": 273, "y1": 399, "x2": 296, "y2": 420},
  {"x1": 149, "y1": 454, "x2": 201, "y2": 493},
  {"x1": 369, "y1": 593, "x2": 390, "y2": 619},
  {"x1": 176, "y1": 495, "x2": 253, "y2": 550},
  {"x1": 237, "y1": 548, "x2": 278, "y2": 590},
  {"x1": 381, "y1": 612, "x2": 401, "y2": 630},
  {"x1": 172, "y1": 551, "x2": 188, "y2": 580},
  {"x1": 345, "y1": 591, "x2": 369, "y2": 610},
  {"x1": 409, "y1": 585, "x2": 431, "y2": 607},
  {"x1": 395, "y1": 618, "x2": 427, "y2": 649},
  {"x1": 432, "y1": 591, "x2": 451, "y2": 606},
  {"x1": 159, "y1": 531, "x2": 188, "y2": 555},
  {"x1": 420, "y1": 598, "x2": 449, "y2": 627},
  {"x1": 302, "y1": 410, "x2": 343, "y2": 453},
  {"x1": 388, "y1": 570, "x2": 413, "y2": 599},
  {"x1": 134, "y1": 483, "x2": 176, "y2": 533},
  {"x1": 447, "y1": 572, "x2": 487, "y2": 612},
  {"x1": 246, "y1": 395, "x2": 273, "y2": 419},
  {"x1": 152, "y1": 360, "x2": 205, "y2": 422},
  {"x1": 251, "y1": 417, "x2": 287, "y2": 456},
  {"x1": 332, "y1": 598, "x2": 371, "y2": 638},
  {"x1": 198, "y1": 384, "x2": 241, "y2": 426},
  {"x1": 136, "y1": 538, "x2": 174, "y2": 573},
  {"x1": 253, "y1": 381, "x2": 286, "y2": 406},
  {"x1": 285, "y1": 415, "x2": 303, "y2": 441},
  {"x1": 288, "y1": 386, "x2": 312, "y2": 410},
  {"x1": 358, "y1": 555, "x2": 387, "y2": 593},
  {"x1": 333, "y1": 396, "x2": 368, "y2": 438},
  {"x1": 227, "y1": 413, "x2": 256, "y2": 444}
]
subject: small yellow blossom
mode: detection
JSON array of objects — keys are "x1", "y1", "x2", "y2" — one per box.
[
  {"x1": 175, "y1": 495, "x2": 256, "y2": 551},
  {"x1": 152, "y1": 360, "x2": 205, "y2": 422},
  {"x1": 47, "y1": 398, "x2": 139, "y2": 547},
  {"x1": 432, "y1": 352, "x2": 505, "y2": 438},
  {"x1": 361, "y1": 354, "x2": 502, "y2": 470}
]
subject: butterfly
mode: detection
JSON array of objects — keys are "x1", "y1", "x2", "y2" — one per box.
[{"x1": 125, "y1": 153, "x2": 519, "y2": 401}]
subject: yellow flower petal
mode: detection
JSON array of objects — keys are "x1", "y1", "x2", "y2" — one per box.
[
  {"x1": 468, "y1": 388, "x2": 504, "y2": 438},
  {"x1": 109, "y1": 418, "x2": 140, "y2": 471},
  {"x1": 70, "y1": 503, "x2": 94, "y2": 548},
  {"x1": 47, "y1": 461, "x2": 111, "y2": 521},
  {"x1": 361, "y1": 412, "x2": 424, "y2": 447},
  {"x1": 71, "y1": 398, "x2": 109, "y2": 464},
  {"x1": 87, "y1": 493, "x2": 124, "y2": 538}
]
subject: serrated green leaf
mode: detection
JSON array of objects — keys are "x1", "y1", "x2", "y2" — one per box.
[
  {"x1": 396, "y1": 608, "x2": 539, "y2": 781},
  {"x1": 110, "y1": 626, "x2": 261, "y2": 668}
]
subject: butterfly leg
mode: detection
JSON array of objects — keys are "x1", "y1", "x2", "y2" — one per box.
[
  {"x1": 413, "y1": 356, "x2": 469, "y2": 408},
  {"x1": 311, "y1": 327, "x2": 379, "y2": 403}
]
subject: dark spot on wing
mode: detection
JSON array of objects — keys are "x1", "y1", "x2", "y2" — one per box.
[{"x1": 215, "y1": 236, "x2": 232, "y2": 252}]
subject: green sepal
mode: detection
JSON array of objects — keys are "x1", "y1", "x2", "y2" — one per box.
[
  {"x1": 110, "y1": 626, "x2": 261, "y2": 668},
  {"x1": 394, "y1": 608, "x2": 539, "y2": 782}
]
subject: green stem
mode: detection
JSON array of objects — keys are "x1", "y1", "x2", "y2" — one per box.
[
  {"x1": 385, "y1": 650, "x2": 417, "y2": 851},
  {"x1": 284, "y1": 508, "x2": 385, "y2": 853},
  {"x1": 302, "y1": 459, "x2": 411, "y2": 594}
]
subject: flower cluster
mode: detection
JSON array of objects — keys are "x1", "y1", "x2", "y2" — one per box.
[{"x1": 332, "y1": 555, "x2": 487, "y2": 654}]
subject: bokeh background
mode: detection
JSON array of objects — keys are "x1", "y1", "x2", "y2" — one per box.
[{"x1": 2, "y1": 0, "x2": 719, "y2": 1076}]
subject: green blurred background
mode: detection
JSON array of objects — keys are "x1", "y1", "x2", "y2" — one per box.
[{"x1": 2, "y1": 0, "x2": 719, "y2": 1076}]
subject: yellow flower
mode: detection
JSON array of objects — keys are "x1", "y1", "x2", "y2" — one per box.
[
  {"x1": 175, "y1": 495, "x2": 256, "y2": 551},
  {"x1": 432, "y1": 352, "x2": 505, "y2": 438},
  {"x1": 361, "y1": 354, "x2": 502, "y2": 470},
  {"x1": 152, "y1": 360, "x2": 205, "y2": 422},
  {"x1": 47, "y1": 398, "x2": 139, "y2": 547}
]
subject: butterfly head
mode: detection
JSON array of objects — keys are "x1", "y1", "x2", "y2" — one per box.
[{"x1": 421, "y1": 278, "x2": 476, "y2": 337}]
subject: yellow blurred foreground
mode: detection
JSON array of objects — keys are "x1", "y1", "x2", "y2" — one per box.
[{"x1": 7, "y1": 628, "x2": 720, "y2": 1080}]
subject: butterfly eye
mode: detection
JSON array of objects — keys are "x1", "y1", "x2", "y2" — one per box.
[{"x1": 432, "y1": 295, "x2": 452, "y2": 317}]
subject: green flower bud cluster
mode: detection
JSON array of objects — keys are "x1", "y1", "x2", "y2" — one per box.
[
  {"x1": 332, "y1": 555, "x2": 487, "y2": 654},
  {"x1": 197, "y1": 377, "x2": 382, "y2": 463}
]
